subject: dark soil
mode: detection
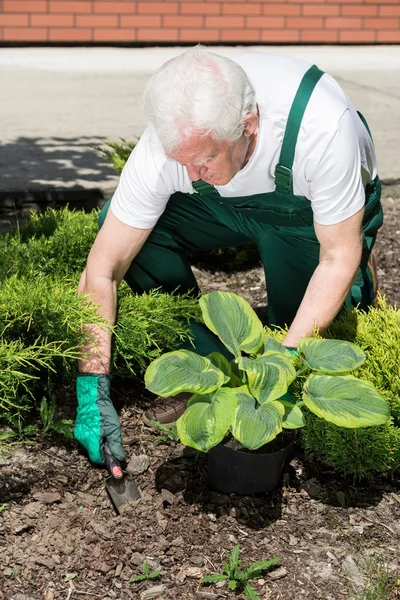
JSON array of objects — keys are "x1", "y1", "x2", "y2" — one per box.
[{"x1": 1, "y1": 187, "x2": 400, "y2": 600}]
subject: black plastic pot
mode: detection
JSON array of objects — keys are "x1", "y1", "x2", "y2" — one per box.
[{"x1": 208, "y1": 432, "x2": 295, "y2": 495}]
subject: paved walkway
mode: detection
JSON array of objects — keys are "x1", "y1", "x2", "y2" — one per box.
[{"x1": 1, "y1": 45, "x2": 399, "y2": 195}]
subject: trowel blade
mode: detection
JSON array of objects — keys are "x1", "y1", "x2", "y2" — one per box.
[{"x1": 105, "y1": 473, "x2": 141, "y2": 515}]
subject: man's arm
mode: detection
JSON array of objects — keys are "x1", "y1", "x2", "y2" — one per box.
[
  {"x1": 78, "y1": 207, "x2": 153, "y2": 373},
  {"x1": 283, "y1": 207, "x2": 364, "y2": 348}
]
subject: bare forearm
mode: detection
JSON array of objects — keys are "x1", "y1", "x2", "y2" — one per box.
[
  {"x1": 283, "y1": 259, "x2": 357, "y2": 347},
  {"x1": 77, "y1": 270, "x2": 117, "y2": 374}
]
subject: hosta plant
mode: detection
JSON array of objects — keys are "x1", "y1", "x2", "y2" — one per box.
[{"x1": 144, "y1": 292, "x2": 390, "y2": 452}]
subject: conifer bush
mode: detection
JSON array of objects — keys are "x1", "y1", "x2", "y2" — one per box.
[{"x1": 298, "y1": 299, "x2": 400, "y2": 480}]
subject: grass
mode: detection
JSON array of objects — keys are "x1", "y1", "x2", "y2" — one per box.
[{"x1": 348, "y1": 557, "x2": 400, "y2": 600}]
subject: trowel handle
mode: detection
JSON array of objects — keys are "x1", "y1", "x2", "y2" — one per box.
[{"x1": 103, "y1": 441, "x2": 124, "y2": 480}]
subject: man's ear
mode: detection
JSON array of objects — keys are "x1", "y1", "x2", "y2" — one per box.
[{"x1": 243, "y1": 111, "x2": 259, "y2": 138}]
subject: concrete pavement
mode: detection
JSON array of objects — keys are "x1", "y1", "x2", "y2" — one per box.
[{"x1": 1, "y1": 45, "x2": 400, "y2": 196}]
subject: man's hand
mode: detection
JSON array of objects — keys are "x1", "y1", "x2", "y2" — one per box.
[{"x1": 74, "y1": 373, "x2": 125, "y2": 464}]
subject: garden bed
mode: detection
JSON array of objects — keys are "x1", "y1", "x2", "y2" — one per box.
[{"x1": 1, "y1": 186, "x2": 400, "y2": 600}]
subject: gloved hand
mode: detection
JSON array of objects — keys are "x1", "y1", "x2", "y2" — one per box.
[{"x1": 74, "y1": 373, "x2": 126, "y2": 464}]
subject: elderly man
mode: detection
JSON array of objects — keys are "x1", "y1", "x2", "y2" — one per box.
[{"x1": 74, "y1": 46, "x2": 382, "y2": 465}]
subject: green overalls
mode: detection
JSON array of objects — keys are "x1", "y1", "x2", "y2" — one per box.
[{"x1": 99, "y1": 65, "x2": 383, "y2": 357}]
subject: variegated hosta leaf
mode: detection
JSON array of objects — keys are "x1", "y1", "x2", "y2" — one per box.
[
  {"x1": 303, "y1": 374, "x2": 390, "y2": 428},
  {"x1": 176, "y1": 388, "x2": 238, "y2": 452},
  {"x1": 276, "y1": 400, "x2": 306, "y2": 429},
  {"x1": 231, "y1": 392, "x2": 284, "y2": 450},
  {"x1": 242, "y1": 352, "x2": 296, "y2": 404},
  {"x1": 260, "y1": 334, "x2": 292, "y2": 358},
  {"x1": 144, "y1": 350, "x2": 228, "y2": 397},
  {"x1": 207, "y1": 352, "x2": 232, "y2": 379},
  {"x1": 298, "y1": 338, "x2": 365, "y2": 374},
  {"x1": 199, "y1": 292, "x2": 264, "y2": 359}
]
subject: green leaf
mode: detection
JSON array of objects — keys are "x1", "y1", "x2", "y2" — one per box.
[
  {"x1": 245, "y1": 557, "x2": 282, "y2": 580},
  {"x1": 207, "y1": 352, "x2": 232, "y2": 379},
  {"x1": 40, "y1": 397, "x2": 50, "y2": 430},
  {"x1": 144, "y1": 350, "x2": 228, "y2": 397},
  {"x1": 199, "y1": 292, "x2": 264, "y2": 359},
  {"x1": 51, "y1": 420, "x2": 74, "y2": 438},
  {"x1": 299, "y1": 338, "x2": 365, "y2": 374},
  {"x1": 244, "y1": 583, "x2": 261, "y2": 600},
  {"x1": 231, "y1": 392, "x2": 284, "y2": 450},
  {"x1": 229, "y1": 545, "x2": 241, "y2": 573},
  {"x1": 229, "y1": 580, "x2": 239, "y2": 590},
  {"x1": 242, "y1": 352, "x2": 296, "y2": 404},
  {"x1": 177, "y1": 388, "x2": 238, "y2": 452},
  {"x1": 260, "y1": 335, "x2": 292, "y2": 357},
  {"x1": 129, "y1": 574, "x2": 146, "y2": 583},
  {"x1": 201, "y1": 574, "x2": 228, "y2": 584},
  {"x1": 303, "y1": 374, "x2": 390, "y2": 428},
  {"x1": 64, "y1": 573, "x2": 77, "y2": 582},
  {"x1": 276, "y1": 400, "x2": 305, "y2": 429}
]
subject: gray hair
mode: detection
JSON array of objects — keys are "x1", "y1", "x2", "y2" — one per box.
[{"x1": 142, "y1": 46, "x2": 256, "y2": 154}]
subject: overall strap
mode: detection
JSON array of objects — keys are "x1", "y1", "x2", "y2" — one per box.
[
  {"x1": 275, "y1": 65, "x2": 325, "y2": 195},
  {"x1": 192, "y1": 178, "x2": 221, "y2": 197}
]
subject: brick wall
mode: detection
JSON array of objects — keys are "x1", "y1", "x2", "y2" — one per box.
[{"x1": 0, "y1": 1, "x2": 399, "y2": 44}]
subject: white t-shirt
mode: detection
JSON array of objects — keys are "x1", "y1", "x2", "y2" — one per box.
[{"x1": 111, "y1": 54, "x2": 377, "y2": 229}]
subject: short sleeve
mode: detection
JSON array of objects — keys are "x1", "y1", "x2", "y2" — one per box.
[
  {"x1": 110, "y1": 128, "x2": 173, "y2": 229},
  {"x1": 309, "y1": 109, "x2": 365, "y2": 226}
]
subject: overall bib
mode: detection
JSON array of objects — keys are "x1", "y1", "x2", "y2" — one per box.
[{"x1": 99, "y1": 65, "x2": 383, "y2": 357}]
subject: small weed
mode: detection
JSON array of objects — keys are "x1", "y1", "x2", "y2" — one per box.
[
  {"x1": 11, "y1": 567, "x2": 19, "y2": 578},
  {"x1": 129, "y1": 561, "x2": 161, "y2": 583},
  {"x1": 150, "y1": 420, "x2": 179, "y2": 443},
  {"x1": 201, "y1": 545, "x2": 281, "y2": 600},
  {"x1": 348, "y1": 557, "x2": 400, "y2": 600},
  {"x1": 40, "y1": 396, "x2": 73, "y2": 438},
  {"x1": 0, "y1": 504, "x2": 7, "y2": 513}
]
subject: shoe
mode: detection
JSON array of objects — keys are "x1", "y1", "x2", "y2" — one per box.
[{"x1": 142, "y1": 392, "x2": 191, "y2": 428}]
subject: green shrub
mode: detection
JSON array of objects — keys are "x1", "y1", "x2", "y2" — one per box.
[
  {"x1": 114, "y1": 284, "x2": 201, "y2": 374},
  {"x1": 0, "y1": 207, "x2": 98, "y2": 280},
  {"x1": 298, "y1": 298, "x2": 400, "y2": 480},
  {"x1": 96, "y1": 138, "x2": 138, "y2": 174}
]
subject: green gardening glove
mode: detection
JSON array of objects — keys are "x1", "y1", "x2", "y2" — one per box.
[{"x1": 74, "y1": 373, "x2": 126, "y2": 464}]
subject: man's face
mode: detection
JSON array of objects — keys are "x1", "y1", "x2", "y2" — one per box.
[{"x1": 169, "y1": 132, "x2": 249, "y2": 186}]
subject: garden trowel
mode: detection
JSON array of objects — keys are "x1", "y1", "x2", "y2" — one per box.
[{"x1": 103, "y1": 442, "x2": 141, "y2": 514}]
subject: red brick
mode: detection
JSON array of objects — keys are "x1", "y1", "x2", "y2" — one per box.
[
  {"x1": 340, "y1": 29, "x2": 377, "y2": 42},
  {"x1": 3, "y1": 1, "x2": 46, "y2": 12},
  {"x1": 0, "y1": 14, "x2": 28, "y2": 26},
  {"x1": 377, "y1": 30, "x2": 400, "y2": 41},
  {"x1": 94, "y1": 2, "x2": 136, "y2": 14},
  {"x1": 264, "y1": 4, "x2": 301, "y2": 15},
  {"x1": 301, "y1": 29, "x2": 339, "y2": 41},
  {"x1": 221, "y1": 28, "x2": 261, "y2": 41},
  {"x1": 364, "y1": 17, "x2": 399, "y2": 29},
  {"x1": 261, "y1": 29, "x2": 300, "y2": 41},
  {"x1": 286, "y1": 17, "x2": 323, "y2": 28},
  {"x1": 380, "y1": 6, "x2": 400, "y2": 16},
  {"x1": 181, "y1": 2, "x2": 220, "y2": 14},
  {"x1": 222, "y1": 3, "x2": 262, "y2": 14},
  {"x1": 342, "y1": 5, "x2": 378, "y2": 16},
  {"x1": 137, "y1": 28, "x2": 179, "y2": 41},
  {"x1": 49, "y1": 27, "x2": 92, "y2": 40},
  {"x1": 205, "y1": 15, "x2": 244, "y2": 27},
  {"x1": 3, "y1": 27, "x2": 47, "y2": 40},
  {"x1": 247, "y1": 16, "x2": 284, "y2": 27},
  {"x1": 49, "y1": 2, "x2": 92, "y2": 14},
  {"x1": 77, "y1": 15, "x2": 118, "y2": 27},
  {"x1": 303, "y1": 4, "x2": 340, "y2": 16},
  {"x1": 93, "y1": 28, "x2": 136, "y2": 41},
  {"x1": 120, "y1": 15, "x2": 161, "y2": 27},
  {"x1": 164, "y1": 15, "x2": 203, "y2": 26},
  {"x1": 31, "y1": 14, "x2": 74, "y2": 26},
  {"x1": 138, "y1": 2, "x2": 179, "y2": 14},
  {"x1": 179, "y1": 27, "x2": 220, "y2": 41},
  {"x1": 325, "y1": 17, "x2": 362, "y2": 28},
  {"x1": 365, "y1": 0, "x2": 399, "y2": 4}
]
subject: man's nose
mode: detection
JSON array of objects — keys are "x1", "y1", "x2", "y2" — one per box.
[{"x1": 186, "y1": 164, "x2": 203, "y2": 181}]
